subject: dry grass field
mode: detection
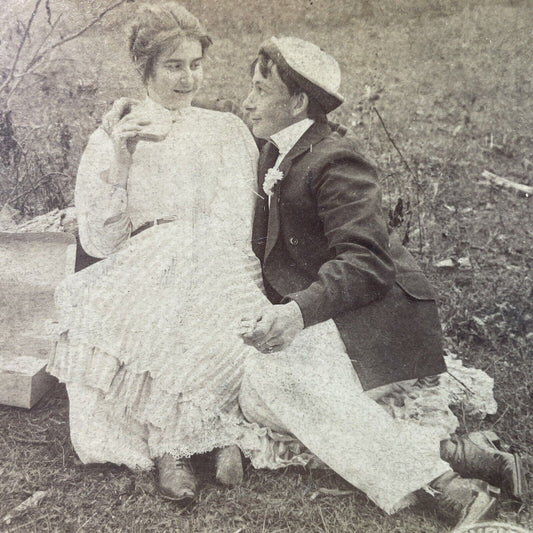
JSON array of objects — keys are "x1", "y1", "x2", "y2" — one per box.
[{"x1": 1, "y1": 1, "x2": 532, "y2": 531}]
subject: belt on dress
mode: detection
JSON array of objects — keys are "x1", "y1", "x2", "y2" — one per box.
[{"x1": 131, "y1": 217, "x2": 178, "y2": 237}]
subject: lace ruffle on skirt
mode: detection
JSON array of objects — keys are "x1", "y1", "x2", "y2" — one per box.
[{"x1": 48, "y1": 222, "x2": 270, "y2": 459}]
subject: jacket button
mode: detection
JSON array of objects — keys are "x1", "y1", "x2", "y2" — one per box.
[{"x1": 289, "y1": 236, "x2": 299, "y2": 246}]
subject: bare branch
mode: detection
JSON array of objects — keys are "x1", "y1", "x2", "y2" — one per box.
[
  {"x1": 372, "y1": 106, "x2": 424, "y2": 251},
  {"x1": 7, "y1": 76, "x2": 47, "y2": 103},
  {"x1": 13, "y1": 56, "x2": 75, "y2": 79},
  {"x1": 26, "y1": 0, "x2": 128, "y2": 72},
  {"x1": 45, "y1": 0, "x2": 52, "y2": 25},
  {"x1": 8, "y1": 172, "x2": 72, "y2": 206},
  {"x1": 24, "y1": 12, "x2": 63, "y2": 74},
  {"x1": 0, "y1": 0, "x2": 44, "y2": 95},
  {"x1": 6, "y1": 57, "x2": 75, "y2": 104}
]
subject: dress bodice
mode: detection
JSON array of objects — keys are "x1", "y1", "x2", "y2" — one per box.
[{"x1": 75, "y1": 99, "x2": 259, "y2": 257}]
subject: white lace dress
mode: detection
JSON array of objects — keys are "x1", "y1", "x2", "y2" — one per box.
[{"x1": 48, "y1": 100, "x2": 270, "y2": 465}]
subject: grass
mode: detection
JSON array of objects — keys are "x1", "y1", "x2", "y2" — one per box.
[
  {"x1": 1, "y1": 0, "x2": 532, "y2": 531},
  {"x1": 0, "y1": 384, "x2": 478, "y2": 533}
]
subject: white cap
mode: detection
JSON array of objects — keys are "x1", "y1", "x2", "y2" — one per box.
[{"x1": 259, "y1": 36, "x2": 344, "y2": 113}]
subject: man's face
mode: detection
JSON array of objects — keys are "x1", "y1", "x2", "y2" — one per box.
[{"x1": 243, "y1": 62, "x2": 297, "y2": 140}]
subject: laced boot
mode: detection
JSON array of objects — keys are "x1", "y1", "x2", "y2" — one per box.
[
  {"x1": 156, "y1": 453, "x2": 197, "y2": 502},
  {"x1": 215, "y1": 446, "x2": 243, "y2": 486},
  {"x1": 440, "y1": 431, "x2": 527, "y2": 500},
  {"x1": 427, "y1": 471, "x2": 498, "y2": 529}
]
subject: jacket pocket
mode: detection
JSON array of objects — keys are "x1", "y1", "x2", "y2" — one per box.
[{"x1": 395, "y1": 270, "x2": 437, "y2": 301}]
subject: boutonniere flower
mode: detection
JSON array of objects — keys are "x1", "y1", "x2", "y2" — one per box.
[{"x1": 263, "y1": 168, "x2": 284, "y2": 197}]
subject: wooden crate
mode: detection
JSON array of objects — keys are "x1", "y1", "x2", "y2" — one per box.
[
  {"x1": 0, "y1": 232, "x2": 76, "y2": 408},
  {"x1": 0, "y1": 354, "x2": 57, "y2": 409}
]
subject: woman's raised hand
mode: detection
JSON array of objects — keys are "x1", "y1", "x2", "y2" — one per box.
[
  {"x1": 103, "y1": 98, "x2": 173, "y2": 165},
  {"x1": 104, "y1": 99, "x2": 149, "y2": 163},
  {"x1": 101, "y1": 98, "x2": 166, "y2": 188},
  {"x1": 102, "y1": 98, "x2": 141, "y2": 137}
]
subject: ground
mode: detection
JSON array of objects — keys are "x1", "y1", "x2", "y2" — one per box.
[{"x1": 0, "y1": 1, "x2": 532, "y2": 531}]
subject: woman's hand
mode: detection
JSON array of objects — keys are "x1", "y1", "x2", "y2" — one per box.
[
  {"x1": 102, "y1": 98, "x2": 140, "y2": 136},
  {"x1": 101, "y1": 98, "x2": 146, "y2": 187},
  {"x1": 101, "y1": 98, "x2": 173, "y2": 188},
  {"x1": 101, "y1": 98, "x2": 140, "y2": 186},
  {"x1": 107, "y1": 99, "x2": 146, "y2": 161}
]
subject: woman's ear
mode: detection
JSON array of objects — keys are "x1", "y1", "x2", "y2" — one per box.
[{"x1": 290, "y1": 92, "x2": 309, "y2": 119}]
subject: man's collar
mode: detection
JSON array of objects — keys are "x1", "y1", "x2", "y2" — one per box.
[
  {"x1": 270, "y1": 118, "x2": 315, "y2": 157},
  {"x1": 277, "y1": 120, "x2": 332, "y2": 174}
]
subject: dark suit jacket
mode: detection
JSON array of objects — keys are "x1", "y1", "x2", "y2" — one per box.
[{"x1": 252, "y1": 121, "x2": 446, "y2": 390}]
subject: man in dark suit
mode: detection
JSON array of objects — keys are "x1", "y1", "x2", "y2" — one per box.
[{"x1": 238, "y1": 36, "x2": 524, "y2": 527}]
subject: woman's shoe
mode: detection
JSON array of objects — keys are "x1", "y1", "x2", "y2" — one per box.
[
  {"x1": 215, "y1": 445, "x2": 243, "y2": 486},
  {"x1": 156, "y1": 453, "x2": 197, "y2": 502}
]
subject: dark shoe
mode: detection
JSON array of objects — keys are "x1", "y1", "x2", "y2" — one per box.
[
  {"x1": 441, "y1": 431, "x2": 527, "y2": 500},
  {"x1": 215, "y1": 445, "x2": 243, "y2": 486},
  {"x1": 428, "y1": 471, "x2": 498, "y2": 529},
  {"x1": 156, "y1": 453, "x2": 197, "y2": 502}
]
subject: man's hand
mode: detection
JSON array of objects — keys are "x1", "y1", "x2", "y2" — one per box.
[{"x1": 240, "y1": 301, "x2": 304, "y2": 353}]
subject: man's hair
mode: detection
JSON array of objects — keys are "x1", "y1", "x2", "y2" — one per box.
[
  {"x1": 251, "y1": 53, "x2": 328, "y2": 122},
  {"x1": 128, "y1": 2, "x2": 211, "y2": 84}
]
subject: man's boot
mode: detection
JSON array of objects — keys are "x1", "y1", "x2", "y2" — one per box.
[
  {"x1": 440, "y1": 431, "x2": 527, "y2": 500},
  {"x1": 425, "y1": 471, "x2": 498, "y2": 529}
]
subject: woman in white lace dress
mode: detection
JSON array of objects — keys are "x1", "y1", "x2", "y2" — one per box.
[{"x1": 48, "y1": 2, "x2": 270, "y2": 501}]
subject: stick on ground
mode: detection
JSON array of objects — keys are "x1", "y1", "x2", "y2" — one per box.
[{"x1": 480, "y1": 170, "x2": 533, "y2": 196}]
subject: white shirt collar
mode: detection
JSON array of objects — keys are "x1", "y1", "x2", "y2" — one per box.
[{"x1": 270, "y1": 118, "x2": 315, "y2": 158}]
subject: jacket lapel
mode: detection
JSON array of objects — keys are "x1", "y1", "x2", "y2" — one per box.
[{"x1": 263, "y1": 121, "x2": 331, "y2": 262}]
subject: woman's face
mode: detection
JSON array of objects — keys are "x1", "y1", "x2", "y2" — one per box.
[{"x1": 147, "y1": 38, "x2": 204, "y2": 110}]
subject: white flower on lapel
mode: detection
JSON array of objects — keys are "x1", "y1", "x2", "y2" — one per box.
[{"x1": 263, "y1": 168, "x2": 284, "y2": 197}]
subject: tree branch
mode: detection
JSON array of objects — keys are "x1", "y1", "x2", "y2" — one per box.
[
  {"x1": 23, "y1": 12, "x2": 63, "y2": 75},
  {"x1": 0, "y1": 0, "x2": 44, "y2": 95},
  {"x1": 8, "y1": 172, "x2": 72, "y2": 205},
  {"x1": 7, "y1": 57, "x2": 75, "y2": 104},
  {"x1": 372, "y1": 106, "x2": 424, "y2": 251},
  {"x1": 26, "y1": 0, "x2": 128, "y2": 72}
]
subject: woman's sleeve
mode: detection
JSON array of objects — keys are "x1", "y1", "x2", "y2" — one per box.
[
  {"x1": 218, "y1": 114, "x2": 259, "y2": 246},
  {"x1": 75, "y1": 128, "x2": 132, "y2": 258}
]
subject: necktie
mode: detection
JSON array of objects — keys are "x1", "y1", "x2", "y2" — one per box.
[
  {"x1": 252, "y1": 141, "x2": 279, "y2": 262},
  {"x1": 259, "y1": 141, "x2": 279, "y2": 185}
]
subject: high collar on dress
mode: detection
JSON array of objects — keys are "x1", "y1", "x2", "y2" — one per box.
[{"x1": 143, "y1": 96, "x2": 193, "y2": 122}]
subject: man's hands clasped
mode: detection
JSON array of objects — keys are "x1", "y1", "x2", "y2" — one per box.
[{"x1": 240, "y1": 301, "x2": 304, "y2": 354}]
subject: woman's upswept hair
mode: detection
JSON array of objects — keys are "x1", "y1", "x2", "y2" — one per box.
[{"x1": 128, "y1": 2, "x2": 211, "y2": 84}]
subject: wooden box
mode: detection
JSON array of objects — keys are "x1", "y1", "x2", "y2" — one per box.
[
  {"x1": 0, "y1": 232, "x2": 76, "y2": 408},
  {"x1": 0, "y1": 354, "x2": 57, "y2": 409}
]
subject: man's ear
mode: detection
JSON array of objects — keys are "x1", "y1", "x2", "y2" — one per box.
[{"x1": 290, "y1": 92, "x2": 309, "y2": 119}]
